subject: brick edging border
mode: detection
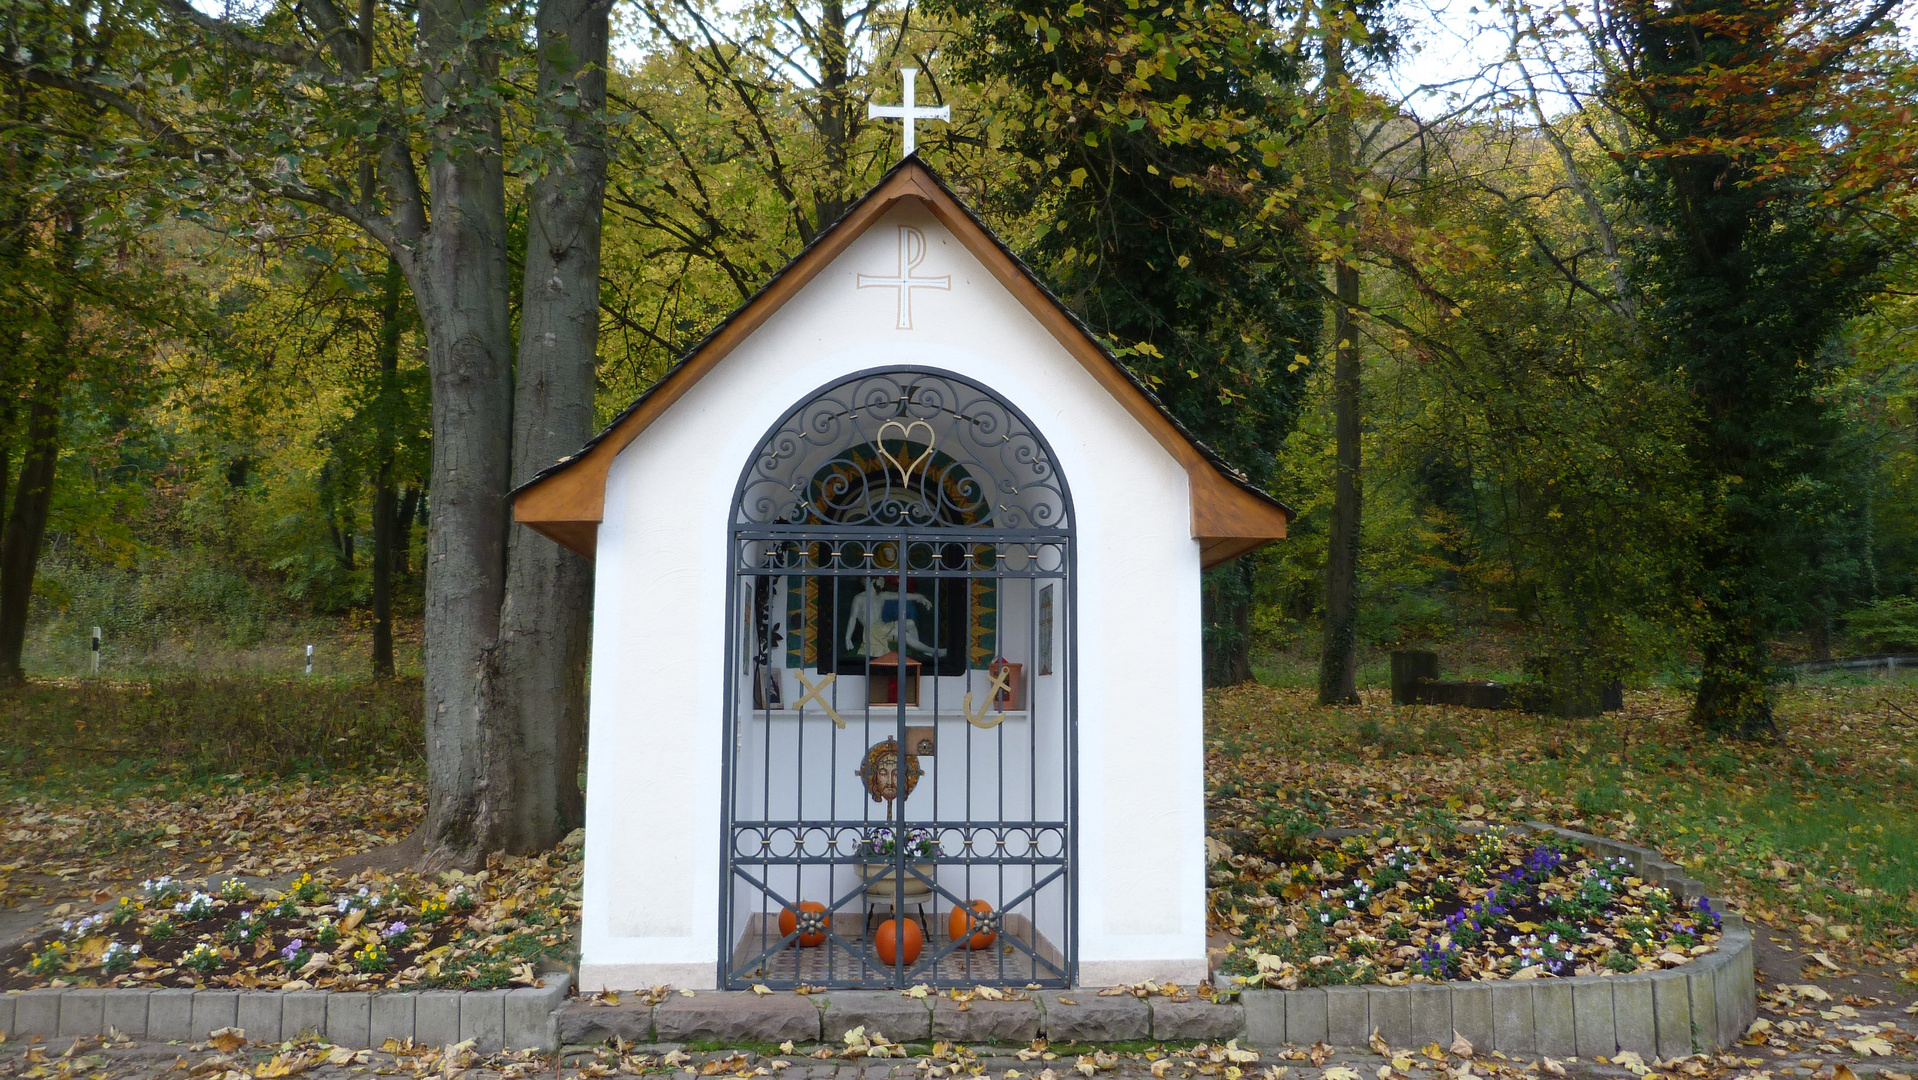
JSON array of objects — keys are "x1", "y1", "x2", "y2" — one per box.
[
  {"x1": 0, "y1": 976, "x2": 570, "y2": 1053},
  {"x1": 1237, "y1": 822, "x2": 1756, "y2": 1057},
  {"x1": 0, "y1": 824, "x2": 1757, "y2": 1057}
]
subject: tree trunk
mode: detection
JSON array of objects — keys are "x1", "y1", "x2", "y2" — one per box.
[
  {"x1": 1317, "y1": 21, "x2": 1363, "y2": 707},
  {"x1": 1203, "y1": 557, "x2": 1255, "y2": 687},
  {"x1": 398, "y1": 485, "x2": 422, "y2": 577},
  {"x1": 410, "y1": 0, "x2": 519, "y2": 869},
  {"x1": 371, "y1": 257, "x2": 405, "y2": 679},
  {"x1": 483, "y1": 0, "x2": 608, "y2": 851},
  {"x1": 1691, "y1": 609, "x2": 1777, "y2": 739},
  {"x1": 0, "y1": 201, "x2": 83, "y2": 683},
  {"x1": 807, "y1": 0, "x2": 852, "y2": 235}
]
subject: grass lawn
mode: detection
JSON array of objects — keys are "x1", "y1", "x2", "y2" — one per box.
[
  {"x1": 2, "y1": 677, "x2": 578, "y2": 992},
  {"x1": 6, "y1": 673, "x2": 1916, "y2": 992}
]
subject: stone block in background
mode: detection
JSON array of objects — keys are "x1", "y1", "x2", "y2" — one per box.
[
  {"x1": 238, "y1": 992, "x2": 284, "y2": 1045},
  {"x1": 1531, "y1": 982, "x2": 1575, "y2": 1058},
  {"x1": 281, "y1": 992, "x2": 328, "y2": 1042},
  {"x1": 820, "y1": 992, "x2": 928, "y2": 1043},
  {"x1": 458, "y1": 989, "x2": 508, "y2": 1054},
  {"x1": 654, "y1": 992, "x2": 823, "y2": 1045},
  {"x1": 1490, "y1": 983, "x2": 1535, "y2": 1056},
  {"x1": 1571, "y1": 980, "x2": 1616, "y2": 1058},
  {"x1": 932, "y1": 997, "x2": 1041, "y2": 1044},
  {"x1": 414, "y1": 991, "x2": 465, "y2": 1049},
  {"x1": 1043, "y1": 991, "x2": 1150, "y2": 1043},
  {"x1": 327, "y1": 991, "x2": 372, "y2": 1049},
  {"x1": 1149, "y1": 998, "x2": 1242, "y2": 1043}
]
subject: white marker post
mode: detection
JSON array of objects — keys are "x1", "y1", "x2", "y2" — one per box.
[
  {"x1": 867, "y1": 67, "x2": 949, "y2": 159},
  {"x1": 305, "y1": 643, "x2": 314, "y2": 675},
  {"x1": 91, "y1": 627, "x2": 102, "y2": 675}
]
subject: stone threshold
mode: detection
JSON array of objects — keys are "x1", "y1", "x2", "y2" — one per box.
[
  {"x1": 0, "y1": 976, "x2": 570, "y2": 1053},
  {"x1": 558, "y1": 988, "x2": 1241, "y2": 1047}
]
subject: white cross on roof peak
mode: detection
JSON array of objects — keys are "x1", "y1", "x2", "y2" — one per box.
[{"x1": 868, "y1": 67, "x2": 950, "y2": 159}]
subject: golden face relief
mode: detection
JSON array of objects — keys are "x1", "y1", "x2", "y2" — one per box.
[{"x1": 858, "y1": 738, "x2": 920, "y2": 804}]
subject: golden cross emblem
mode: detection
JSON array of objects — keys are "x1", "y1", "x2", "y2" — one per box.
[{"x1": 792, "y1": 670, "x2": 844, "y2": 728}]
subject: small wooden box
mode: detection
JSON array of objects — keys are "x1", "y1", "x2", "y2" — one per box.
[
  {"x1": 989, "y1": 659, "x2": 1024, "y2": 711},
  {"x1": 866, "y1": 651, "x2": 921, "y2": 706}
]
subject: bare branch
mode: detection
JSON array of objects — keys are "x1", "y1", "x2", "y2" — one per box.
[{"x1": 153, "y1": 0, "x2": 314, "y2": 66}]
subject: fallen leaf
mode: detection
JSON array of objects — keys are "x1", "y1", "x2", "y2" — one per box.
[
  {"x1": 1541, "y1": 1059, "x2": 1566, "y2": 1077},
  {"x1": 209, "y1": 1028, "x2": 247, "y2": 1053},
  {"x1": 751, "y1": 984, "x2": 771, "y2": 995},
  {"x1": 252, "y1": 1053, "x2": 310, "y2": 1078},
  {"x1": 1450, "y1": 1032, "x2": 1474, "y2": 1058},
  {"x1": 1849, "y1": 1037, "x2": 1896, "y2": 1056}
]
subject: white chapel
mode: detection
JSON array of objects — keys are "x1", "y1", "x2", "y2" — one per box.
[{"x1": 513, "y1": 154, "x2": 1291, "y2": 991}]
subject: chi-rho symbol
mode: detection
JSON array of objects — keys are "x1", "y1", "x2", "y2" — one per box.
[{"x1": 857, "y1": 226, "x2": 950, "y2": 329}]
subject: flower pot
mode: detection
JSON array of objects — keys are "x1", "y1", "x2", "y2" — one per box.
[{"x1": 856, "y1": 861, "x2": 936, "y2": 882}]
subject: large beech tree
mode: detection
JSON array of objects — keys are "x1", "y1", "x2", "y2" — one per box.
[
  {"x1": 1599, "y1": 0, "x2": 1916, "y2": 737},
  {"x1": 4, "y1": 0, "x2": 611, "y2": 860},
  {"x1": 927, "y1": 0, "x2": 1325, "y2": 686}
]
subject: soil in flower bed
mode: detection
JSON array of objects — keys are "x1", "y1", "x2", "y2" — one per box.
[
  {"x1": 1, "y1": 846, "x2": 581, "y2": 992},
  {"x1": 1210, "y1": 824, "x2": 1724, "y2": 987}
]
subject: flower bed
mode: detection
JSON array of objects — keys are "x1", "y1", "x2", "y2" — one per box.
[
  {"x1": 1, "y1": 848, "x2": 581, "y2": 992},
  {"x1": 1211, "y1": 825, "x2": 1723, "y2": 987}
]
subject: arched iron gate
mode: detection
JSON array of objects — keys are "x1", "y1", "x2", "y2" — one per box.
[{"x1": 722, "y1": 367, "x2": 1075, "y2": 988}]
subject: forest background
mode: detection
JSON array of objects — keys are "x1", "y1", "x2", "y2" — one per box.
[{"x1": 3, "y1": 0, "x2": 1917, "y2": 731}]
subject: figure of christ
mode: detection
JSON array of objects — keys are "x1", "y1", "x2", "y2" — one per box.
[{"x1": 845, "y1": 576, "x2": 947, "y2": 659}]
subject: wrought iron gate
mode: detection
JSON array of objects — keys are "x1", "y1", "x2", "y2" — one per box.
[{"x1": 722, "y1": 367, "x2": 1075, "y2": 989}]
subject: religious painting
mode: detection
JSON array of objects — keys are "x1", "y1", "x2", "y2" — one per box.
[
  {"x1": 784, "y1": 439, "x2": 998, "y2": 673},
  {"x1": 751, "y1": 576, "x2": 783, "y2": 710},
  {"x1": 1038, "y1": 584, "x2": 1054, "y2": 676}
]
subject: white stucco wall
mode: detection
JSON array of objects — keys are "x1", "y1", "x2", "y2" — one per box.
[{"x1": 577, "y1": 201, "x2": 1208, "y2": 990}]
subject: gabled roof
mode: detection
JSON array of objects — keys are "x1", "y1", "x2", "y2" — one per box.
[{"x1": 512, "y1": 156, "x2": 1291, "y2": 569}]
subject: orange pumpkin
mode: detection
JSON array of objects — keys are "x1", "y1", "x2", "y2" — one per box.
[
  {"x1": 873, "y1": 917, "x2": 923, "y2": 966},
  {"x1": 779, "y1": 901, "x2": 828, "y2": 947},
  {"x1": 948, "y1": 900, "x2": 996, "y2": 950}
]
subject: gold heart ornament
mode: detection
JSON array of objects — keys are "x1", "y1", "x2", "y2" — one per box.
[{"x1": 876, "y1": 419, "x2": 936, "y2": 487}]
